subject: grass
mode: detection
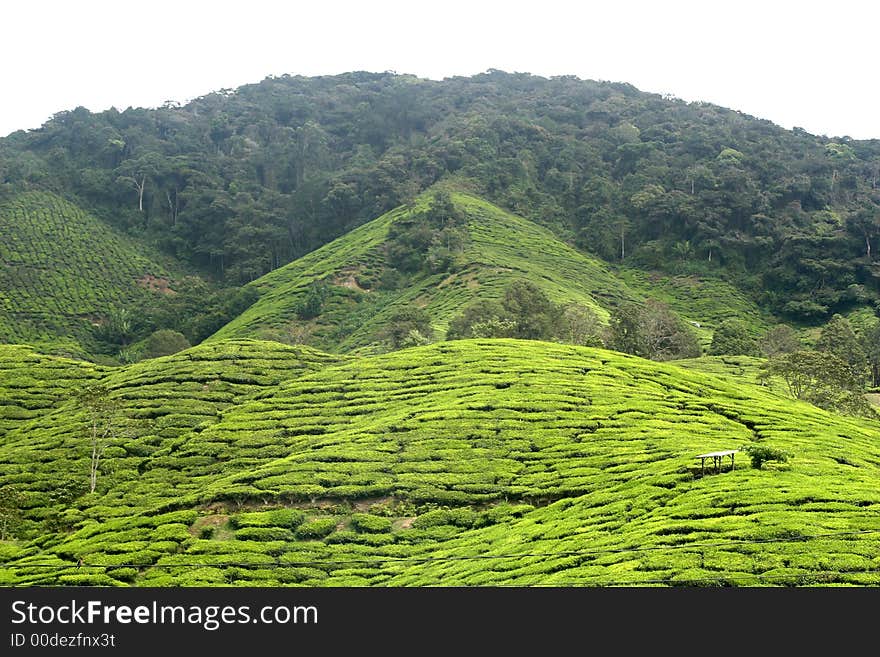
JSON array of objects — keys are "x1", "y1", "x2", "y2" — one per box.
[
  {"x1": 2, "y1": 337, "x2": 879, "y2": 587},
  {"x1": 0, "y1": 191, "x2": 179, "y2": 358}
]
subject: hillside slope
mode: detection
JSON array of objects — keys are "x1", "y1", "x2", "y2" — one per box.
[
  {"x1": 210, "y1": 192, "x2": 641, "y2": 351},
  {"x1": 2, "y1": 339, "x2": 879, "y2": 586},
  {"x1": 0, "y1": 191, "x2": 177, "y2": 357}
]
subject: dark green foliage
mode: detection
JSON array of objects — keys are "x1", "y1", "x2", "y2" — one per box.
[
  {"x1": 709, "y1": 320, "x2": 759, "y2": 356},
  {"x1": 446, "y1": 281, "x2": 564, "y2": 342},
  {"x1": 744, "y1": 444, "x2": 790, "y2": 470},
  {"x1": 862, "y1": 321, "x2": 880, "y2": 388},
  {"x1": 501, "y1": 281, "x2": 560, "y2": 340},
  {"x1": 760, "y1": 324, "x2": 801, "y2": 357},
  {"x1": 384, "y1": 307, "x2": 434, "y2": 350},
  {"x1": 1, "y1": 72, "x2": 879, "y2": 328},
  {"x1": 142, "y1": 330, "x2": 191, "y2": 359},
  {"x1": 385, "y1": 191, "x2": 467, "y2": 274},
  {"x1": 142, "y1": 281, "x2": 259, "y2": 344},
  {"x1": 0, "y1": 486, "x2": 24, "y2": 540},
  {"x1": 560, "y1": 304, "x2": 605, "y2": 347},
  {"x1": 609, "y1": 299, "x2": 702, "y2": 361},
  {"x1": 759, "y1": 350, "x2": 872, "y2": 416},
  {"x1": 816, "y1": 314, "x2": 867, "y2": 380},
  {"x1": 447, "y1": 301, "x2": 515, "y2": 340},
  {"x1": 94, "y1": 307, "x2": 136, "y2": 347},
  {"x1": 296, "y1": 282, "x2": 329, "y2": 320}
]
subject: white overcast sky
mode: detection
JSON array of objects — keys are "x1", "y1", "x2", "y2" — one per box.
[{"x1": 1, "y1": 0, "x2": 877, "y2": 139}]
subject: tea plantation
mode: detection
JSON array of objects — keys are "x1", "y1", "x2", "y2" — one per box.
[
  {"x1": 0, "y1": 191, "x2": 177, "y2": 357},
  {"x1": 2, "y1": 338, "x2": 879, "y2": 586},
  {"x1": 211, "y1": 193, "x2": 642, "y2": 352}
]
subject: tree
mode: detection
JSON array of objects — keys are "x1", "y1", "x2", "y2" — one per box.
[
  {"x1": 94, "y1": 307, "x2": 136, "y2": 347},
  {"x1": 384, "y1": 307, "x2": 434, "y2": 349},
  {"x1": 610, "y1": 299, "x2": 701, "y2": 361},
  {"x1": 446, "y1": 282, "x2": 565, "y2": 343},
  {"x1": 560, "y1": 303, "x2": 605, "y2": 347},
  {"x1": 863, "y1": 321, "x2": 880, "y2": 388},
  {"x1": 816, "y1": 314, "x2": 867, "y2": 382},
  {"x1": 743, "y1": 444, "x2": 789, "y2": 470},
  {"x1": 709, "y1": 319, "x2": 759, "y2": 356},
  {"x1": 142, "y1": 329, "x2": 191, "y2": 359},
  {"x1": 446, "y1": 300, "x2": 514, "y2": 340},
  {"x1": 760, "y1": 324, "x2": 801, "y2": 357},
  {"x1": 0, "y1": 486, "x2": 24, "y2": 540},
  {"x1": 640, "y1": 300, "x2": 702, "y2": 360},
  {"x1": 607, "y1": 302, "x2": 643, "y2": 356},
  {"x1": 501, "y1": 281, "x2": 559, "y2": 340},
  {"x1": 76, "y1": 384, "x2": 127, "y2": 494},
  {"x1": 759, "y1": 350, "x2": 872, "y2": 417},
  {"x1": 296, "y1": 281, "x2": 329, "y2": 320}
]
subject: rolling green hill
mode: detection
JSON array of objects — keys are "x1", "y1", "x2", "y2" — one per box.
[
  {"x1": 0, "y1": 191, "x2": 177, "y2": 357},
  {"x1": 2, "y1": 338, "x2": 879, "y2": 586},
  {"x1": 211, "y1": 192, "x2": 641, "y2": 352}
]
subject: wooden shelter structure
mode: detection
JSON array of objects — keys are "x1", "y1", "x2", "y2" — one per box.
[{"x1": 695, "y1": 449, "x2": 738, "y2": 475}]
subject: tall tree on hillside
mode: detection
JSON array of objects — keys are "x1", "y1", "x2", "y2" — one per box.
[
  {"x1": 115, "y1": 152, "x2": 163, "y2": 216},
  {"x1": 384, "y1": 307, "x2": 434, "y2": 349},
  {"x1": 760, "y1": 324, "x2": 802, "y2": 357},
  {"x1": 76, "y1": 384, "x2": 127, "y2": 494},
  {"x1": 759, "y1": 350, "x2": 872, "y2": 417},
  {"x1": 609, "y1": 299, "x2": 701, "y2": 361},
  {"x1": 501, "y1": 281, "x2": 559, "y2": 340},
  {"x1": 862, "y1": 321, "x2": 880, "y2": 388}
]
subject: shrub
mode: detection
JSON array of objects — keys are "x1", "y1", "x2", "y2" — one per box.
[
  {"x1": 412, "y1": 507, "x2": 478, "y2": 529},
  {"x1": 234, "y1": 527, "x2": 295, "y2": 542},
  {"x1": 142, "y1": 329, "x2": 191, "y2": 359},
  {"x1": 296, "y1": 282, "x2": 329, "y2": 320},
  {"x1": 350, "y1": 513, "x2": 392, "y2": 533},
  {"x1": 384, "y1": 307, "x2": 435, "y2": 350},
  {"x1": 230, "y1": 509, "x2": 305, "y2": 529},
  {"x1": 709, "y1": 320, "x2": 759, "y2": 356},
  {"x1": 760, "y1": 324, "x2": 801, "y2": 357},
  {"x1": 744, "y1": 444, "x2": 789, "y2": 469},
  {"x1": 294, "y1": 518, "x2": 337, "y2": 539}
]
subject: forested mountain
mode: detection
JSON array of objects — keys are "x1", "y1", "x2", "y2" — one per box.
[
  {"x1": 4, "y1": 71, "x2": 880, "y2": 589},
  {"x1": 1, "y1": 70, "x2": 878, "y2": 321}
]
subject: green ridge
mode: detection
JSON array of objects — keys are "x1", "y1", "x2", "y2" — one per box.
[{"x1": 210, "y1": 192, "x2": 639, "y2": 352}]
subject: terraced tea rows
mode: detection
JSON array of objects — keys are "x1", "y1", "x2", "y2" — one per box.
[
  {"x1": 0, "y1": 345, "x2": 108, "y2": 436},
  {"x1": 2, "y1": 339, "x2": 879, "y2": 586},
  {"x1": 0, "y1": 191, "x2": 175, "y2": 355}
]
